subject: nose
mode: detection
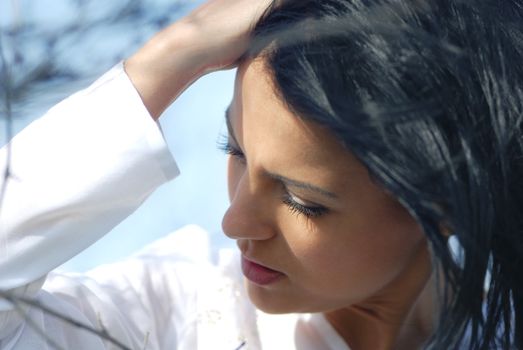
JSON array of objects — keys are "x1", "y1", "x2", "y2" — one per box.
[{"x1": 222, "y1": 172, "x2": 276, "y2": 241}]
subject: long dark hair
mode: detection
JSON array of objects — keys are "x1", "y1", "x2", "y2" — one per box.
[{"x1": 248, "y1": 0, "x2": 523, "y2": 348}]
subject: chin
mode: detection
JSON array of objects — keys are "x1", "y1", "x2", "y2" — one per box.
[
  {"x1": 250, "y1": 296, "x2": 294, "y2": 314},
  {"x1": 245, "y1": 279, "x2": 310, "y2": 314}
]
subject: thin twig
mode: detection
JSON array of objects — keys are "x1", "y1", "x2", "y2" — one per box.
[
  {"x1": 0, "y1": 290, "x2": 132, "y2": 350},
  {"x1": 6, "y1": 0, "x2": 187, "y2": 107},
  {"x1": 142, "y1": 331, "x2": 150, "y2": 350},
  {"x1": 234, "y1": 340, "x2": 247, "y2": 350},
  {"x1": 10, "y1": 299, "x2": 66, "y2": 350},
  {"x1": 0, "y1": 33, "x2": 13, "y2": 215}
]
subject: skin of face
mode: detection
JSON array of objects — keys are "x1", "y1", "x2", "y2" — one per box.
[{"x1": 221, "y1": 59, "x2": 432, "y2": 337}]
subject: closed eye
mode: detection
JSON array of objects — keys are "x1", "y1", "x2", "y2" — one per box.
[
  {"x1": 217, "y1": 134, "x2": 246, "y2": 164},
  {"x1": 282, "y1": 190, "x2": 328, "y2": 218}
]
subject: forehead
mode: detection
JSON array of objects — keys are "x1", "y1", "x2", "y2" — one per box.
[
  {"x1": 230, "y1": 59, "x2": 364, "y2": 178},
  {"x1": 230, "y1": 59, "x2": 355, "y2": 168}
]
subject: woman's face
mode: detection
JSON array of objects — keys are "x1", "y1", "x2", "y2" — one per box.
[{"x1": 222, "y1": 59, "x2": 428, "y2": 314}]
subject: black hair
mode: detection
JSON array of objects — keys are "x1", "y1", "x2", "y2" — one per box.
[{"x1": 249, "y1": 0, "x2": 523, "y2": 349}]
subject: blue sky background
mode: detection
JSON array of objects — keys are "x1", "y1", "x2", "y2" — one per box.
[{"x1": 1, "y1": 0, "x2": 236, "y2": 272}]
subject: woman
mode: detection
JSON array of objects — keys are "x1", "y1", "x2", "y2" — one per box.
[{"x1": 1, "y1": 0, "x2": 521, "y2": 349}]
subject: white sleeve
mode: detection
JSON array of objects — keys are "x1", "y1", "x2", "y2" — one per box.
[
  {"x1": 0, "y1": 63, "x2": 179, "y2": 345},
  {"x1": 39, "y1": 225, "x2": 212, "y2": 350}
]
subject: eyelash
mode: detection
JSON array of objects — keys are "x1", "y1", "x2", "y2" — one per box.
[
  {"x1": 217, "y1": 139, "x2": 246, "y2": 163},
  {"x1": 217, "y1": 136, "x2": 328, "y2": 219},
  {"x1": 282, "y1": 194, "x2": 328, "y2": 218}
]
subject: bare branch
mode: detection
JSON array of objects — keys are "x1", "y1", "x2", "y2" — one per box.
[
  {"x1": 2, "y1": 0, "x2": 189, "y2": 119},
  {"x1": 0, "y1": 31, "x2": 13, "y2": 214},
  {"x1": 0, "y1": 290, "x2": 132, "y2": 350},
  {"x1": 9, "y1": 299, "x2": 67, "y2": 350}
]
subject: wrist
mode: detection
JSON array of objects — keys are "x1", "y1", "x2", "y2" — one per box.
[{"x1": 124, "y1": 21, "x2": 207, "y2": 120}]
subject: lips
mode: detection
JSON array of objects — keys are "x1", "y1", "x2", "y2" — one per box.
[{"x1": 241, "y1": 256, "x2": 284, "y2": 286}]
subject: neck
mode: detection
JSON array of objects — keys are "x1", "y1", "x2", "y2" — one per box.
[{"x1": 325, "y1": 242, "x2": 436, "y2": 350}]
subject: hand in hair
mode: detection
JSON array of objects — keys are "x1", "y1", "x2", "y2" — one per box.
[{"x1": 124, "y1": 0, "x2": 273, "y2": 119}]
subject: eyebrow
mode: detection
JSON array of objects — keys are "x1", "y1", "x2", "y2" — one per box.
[
  {"x1": 224, "y1": 106, "x2": 339, "y2": 200},
  {"x1": 266, "y1": 172, "x2": 339, "y2": 199}
]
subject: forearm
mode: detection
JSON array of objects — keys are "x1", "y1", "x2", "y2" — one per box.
[{"x1": 124, "y1": 22, "x2": 205, "y2": 120}]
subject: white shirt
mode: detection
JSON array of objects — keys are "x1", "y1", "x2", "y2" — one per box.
[{"x1": 0, "y1": 64, "x2": 350, "y2": 350}]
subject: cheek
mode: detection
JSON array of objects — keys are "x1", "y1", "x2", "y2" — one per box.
[{"x1": 283, "y1": 214, "x2": 425, "y2": 301}]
